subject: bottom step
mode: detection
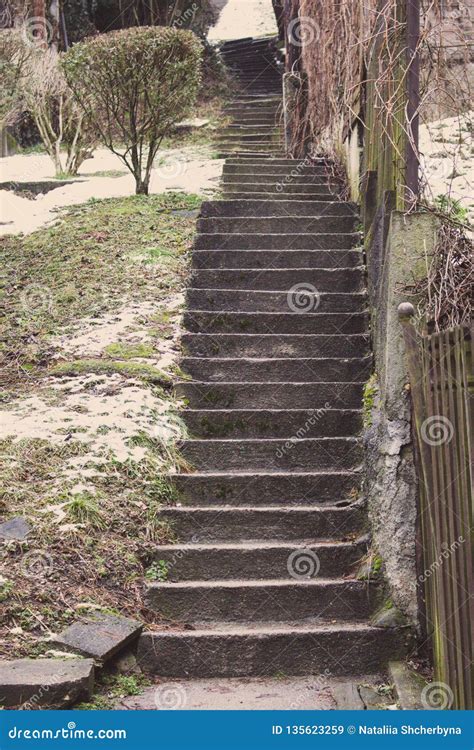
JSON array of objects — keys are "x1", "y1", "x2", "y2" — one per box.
[{"x1": 137, "y1": 623, "x2": 410, "y2": 678}]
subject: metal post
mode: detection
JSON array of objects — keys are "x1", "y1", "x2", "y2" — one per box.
[{"x1": 405, "y1": 0, "x2": 420, "y2": 205}]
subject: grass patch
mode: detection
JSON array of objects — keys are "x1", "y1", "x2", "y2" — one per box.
[
  {"x1": 1, "y1": 193, "x2": 201, "y2": 381},
  {"x1": 0, "y1": 437, "x2": 182, "y2": 658},
  {"x1": 85, "y1": 170, "x2": 128, "y2": 178},
  {"x1": 77, "y1": 672, "x2": 151, "y2": 710},
  {"x1": 51, "y1": 359, "x2": 171, "y2": 386},
  {"x1": 103, "y1": 342, "x2": 156, "y2": 360},
  {"x1": 0, "y1": 190, "x2": 200, "y2": 658}
]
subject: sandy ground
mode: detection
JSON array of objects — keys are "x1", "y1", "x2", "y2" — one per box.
[
  {"x1": 419, "y1": 110, "x2": 473, "y2": 222},
  {"x1": 0, "y1": 145, "x2": 224, "y2": 235},
  {"x1": 1, "y1": 294, "x2": 185, "y2": 487},
  {"x1": 208, "y1": 0, "x2": 277, "y2": 41}
]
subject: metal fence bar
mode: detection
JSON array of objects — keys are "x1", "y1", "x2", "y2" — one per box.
[{"x1": 398, "y1": 304, "x2": 473, "y2": 710}]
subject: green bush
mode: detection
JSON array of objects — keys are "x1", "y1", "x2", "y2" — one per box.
[{"x1": 62, "y1": 26, "x2": 203, "y2": 194}]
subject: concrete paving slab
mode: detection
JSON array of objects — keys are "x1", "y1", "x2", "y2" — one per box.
[{"x1": 115, "y1": 675, "x2": 386, "y2": 710}]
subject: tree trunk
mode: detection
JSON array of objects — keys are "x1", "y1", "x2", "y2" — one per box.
[{"x1": 135, "y1": 178, "x2": 149, "y2": 195}]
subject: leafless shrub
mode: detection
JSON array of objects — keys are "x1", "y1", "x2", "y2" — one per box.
[
  {"x1": 20, "y1": 47, "x2": 95, "y2": 176},
  {"x1": 0, "y1": 28, "x2": 30, "y2": 125},
  {"x1": 403, "y1": 219, "x2": 473, "y2": 331}
]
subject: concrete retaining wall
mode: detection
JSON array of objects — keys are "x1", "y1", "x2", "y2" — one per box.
[{"x1": 364, "y1": 210, "x2": 439, "y2": 623}]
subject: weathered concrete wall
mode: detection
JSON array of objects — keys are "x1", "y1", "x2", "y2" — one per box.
[{"x1": 364, "y1": 211, "x2": 439, "y2": 624}]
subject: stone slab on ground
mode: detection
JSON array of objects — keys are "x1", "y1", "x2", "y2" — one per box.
[
  {"x1": 389, "y1": 661, "x2": 427, "y2": 710},
  {"x1": 0, "y1": 516, "x2": 31, "y2": 541},
  {"x1": 51, "y1": 614, "x2": 142, "y2": 664},
  {"x1": 0, "y1": 658, "x2": 94, "y2": 708},
  {"x1": 115, "y1": 676, "x2": 387, "y2": 710}
]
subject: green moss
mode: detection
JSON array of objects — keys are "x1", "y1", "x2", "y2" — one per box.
[
  {"x1": 104, "y1": 342, "x2": 156, "y2": 360},
  {"x1": 363, "y1": 373, "x2": 378, "y2": 427},
  {"x1": 51, "y1": 359, "x2": 171, "y2": 386},
  {"x1": 77, "y1": 673, "x2": 151, "y2": 710},
  {"x1": 145, "y1": 560, "x2": 169, "y2": 582},
  {"x1": 0, "y1": 579, "x2": 13, "y2": 603}
]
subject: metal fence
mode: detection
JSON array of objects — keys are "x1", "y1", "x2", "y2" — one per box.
[{"x1": 399, "y1": 304, "x2": 473, "y2": 710}]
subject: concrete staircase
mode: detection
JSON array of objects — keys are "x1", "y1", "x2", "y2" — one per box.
[
  {"x1": 214, "y1": 36, "x2": 284, "y2": 158},
  {"x1": 138, "y1": 37, "x2": 408, "y2": 679}
]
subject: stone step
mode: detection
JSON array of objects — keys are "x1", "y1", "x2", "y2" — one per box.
[
  {"x1": 150, "y1": 538, "x2": 367, "y2": 581},
  {"x1": 231, "y1": 69, "x2": 281, "y2": 75},
  {"x1": 224, "y1": 106, "x2": 281, "y2": 115},
  {"x1": 184, "y1": 408, "x2": 362, "y2": 439},
  {"x1": 172, "y1": 471, "x2": 361, "y2": 506},
  {"x1": 226, "y1": 108, "x2": 280, "y2": 116},
  {"x1": 225, "y1": 158, "x2": 330, "y2": 166},
  {"x1": 146, "y1": 578, "x2": 377, "y2": 623},
  {"x1": 221, "y1": 176, "x2": 333, "y2": 187},
  {"x1": 219, "y1": 192, "x2": 338, "y2": 201},
  {"x1": 188, "y1": 267, "x2": 365, "y2": 292},
  {"x1": 180, "y1": 437, "x2": 363, "y2": 472},
  {"x1": 183, "y1": 311, "x2": 368, "y2": 335},
  {"x1": 181, "y1": 333, "x2": 370, "y2": 358},
  {"x1": 196, "y1": 216, "x2": 358, "y2": 234},
  {"x1": 222, "y1": 126, "x2": 280, "y2": 135},
  {"x1": 227, "y1": 95, "x2": 281, "y2": 102},
  {"x1": 156, "y1": 504, "x2": 366, "y2": 542},
  {"x1": 194, "y1": 233, "x2": 360, "y2": 250},
  {"x1": 225, "y1": 118, "x2": 280, "y2": 126},
  {"x1": 217, "y1": 133, "x2": 281, "y2": 142},
  {"x1": 185, "y1": 289, "x2": 366, "y2": 313},
  {"x1": 217, "y1": 149, "x2": 285, "y2": 158},
  {"x1": 234, "y1": 83, "x2": 281, "y2": 88},
  {"x1": 191, "y1": 249, "x2": 363, "y2": 269},
  {"x1": 217, "y1": 151, "x2": 285, "y2": 159},
  {"x1": 176, "y1": 381, "x2": 365, "y2": 409},
  {"x1": 223, "y1": 166, "x2": 329, "y2": 177},
  {"x1": 138, "y1": 624, "x2": 408, "y2": 678},
  {"x1": 200, "y1": 200, "x2": 356, "y2": 217},
  {"x1": 223, "y1": 157, "x2": 326, "y2": 166},
  {"x1": 222, "y1": 184, "x2": 335, "y2": 197},
  {"x1": 222, "y1": 173, "x2": 334, "y2": 184},
  {"x1": 181, "y1": 356, "x2": 372, "y2": 383},
  {"x1": 235, "y1": 77, "x2": 281, "y2": 85}
]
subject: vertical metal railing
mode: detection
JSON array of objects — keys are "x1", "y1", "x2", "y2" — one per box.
[{"x1": 399, "y1": 304, "x2": 473, "y2": 710}]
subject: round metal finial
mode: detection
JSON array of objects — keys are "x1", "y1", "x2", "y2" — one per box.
[{"x1": 398, "y1": 302, "x2": 415, "y2": 319}]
